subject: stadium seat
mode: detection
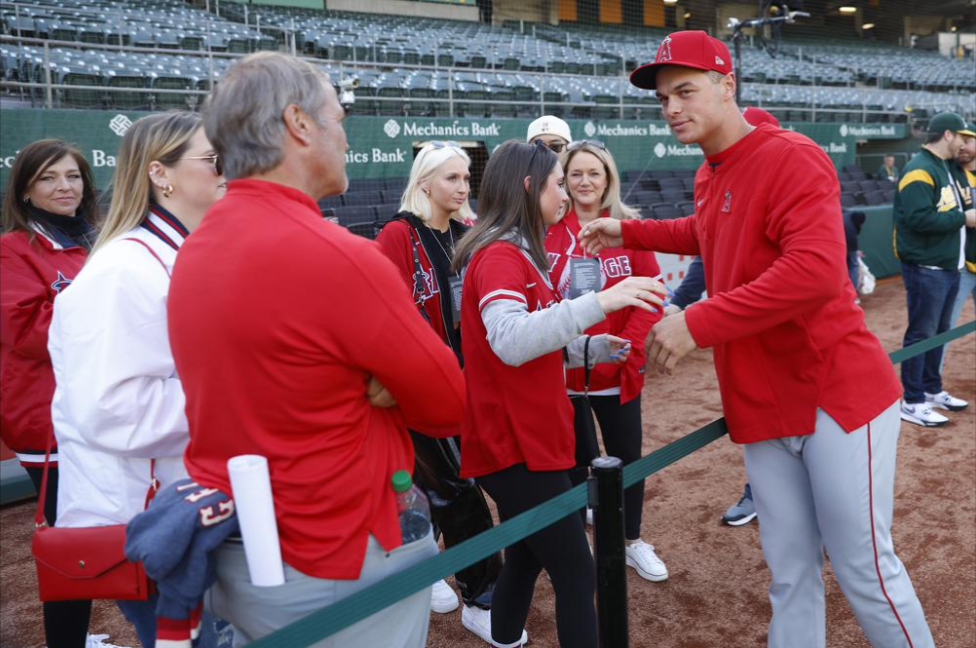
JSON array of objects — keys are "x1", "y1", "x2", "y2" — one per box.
[
  {"x1": 319, "y1": 195, "x2": 342, "y2": 211},
  {"x1": 335, "y1": 205, "x2": 377, "y2": 226},
  {"x1": 346, "y1": 220, "x2": 386, "y2": 240},
  {"x1": 347, "y1": 178, "x2": 378, "y2": 193},
  {"x1": 651, "y1": 204, "x2": 683, "y2": 221},
  {"x1": 660, "y1": 189, "x2": 687, "y2": 204},
  {"x1": 840, "y1": 193, "x2": 859, "y2": 208},
  {"x1": 342, "y1": 191, "x2": 383, "y2": 207},
  {"x1": 632, "y1": 191, "x2": 661, "y2": 206},
  {"x1": 864, "y1": 191, "x2": 889, "y2": 206}
]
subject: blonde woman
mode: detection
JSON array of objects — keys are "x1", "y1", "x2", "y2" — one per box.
[
  {"x1": 48, "y1": 112, "x2": 226, "y2": 648},
  {"x1": 544, "y1": 140, "x2": 669, "y2": 583},
  {"x1": 375, "y1": 141, "x2": 511, "y2": 644}
]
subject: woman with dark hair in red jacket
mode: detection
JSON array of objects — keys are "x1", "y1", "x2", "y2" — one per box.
[{"x1": 0, "y1": 140, "x2": 123, "y2": 648}]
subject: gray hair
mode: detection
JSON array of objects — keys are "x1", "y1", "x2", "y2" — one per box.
[{"x1": 204, "y1": 52, "x2": 329, "y2": 179}]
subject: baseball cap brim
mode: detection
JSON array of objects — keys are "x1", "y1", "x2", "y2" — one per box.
[
  {"x1": 959, "y1": 126, "x2": 976, "y2": 137},
  {"x1": 630, "y1": 61, "x2": 716, "y2": 90}
]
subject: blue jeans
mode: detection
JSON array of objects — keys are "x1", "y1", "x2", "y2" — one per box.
[
  {"x1": 949, "y1": 270, "x2": 976, "y2": 329},
  {"x1": 117, "y1": 594, "x2": 229, "y2": 648},
  {"x1": 900, "y1": 263, "x2": 960, "y2": 403},
  {"x1": 940, "y1": 270, "x2": 976, "y2": 373}
]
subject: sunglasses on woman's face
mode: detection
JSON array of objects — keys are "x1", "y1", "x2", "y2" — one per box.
[{"x1": 181, "y1": 154, "x2": 223, "y2": 176}]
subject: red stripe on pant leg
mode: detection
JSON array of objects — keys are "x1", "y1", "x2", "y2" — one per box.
[{"x1": 867, "y1": 422, "x2": 915, "y2": 648}]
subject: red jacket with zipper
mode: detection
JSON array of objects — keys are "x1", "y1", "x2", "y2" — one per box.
[
  {"x1": 620, "y1": 125, "x2": 900, "y2": 444},
  {"x1": 1, "y1": 228, "x2": 88, "y2": 466}
]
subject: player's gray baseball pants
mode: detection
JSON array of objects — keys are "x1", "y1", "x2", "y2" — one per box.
[{"x1": 744, "y1": 399, "x2": 934, "y2": 648}]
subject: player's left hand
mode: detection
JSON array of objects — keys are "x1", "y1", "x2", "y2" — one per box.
[
  {"x1": 646, "y1": 310, "x2": 698, "y2": 374},
  {"x1": 367, "y1": 375, "x2": 397, "y2": 408}
]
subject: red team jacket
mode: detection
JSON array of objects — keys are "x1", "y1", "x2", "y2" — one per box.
[
  {"x1": 0, "y1": 229, "x2": 87, "y2": 466},
  {"x1": 545, "y1": 209, "x2": 661, "y2": 403},
  {"x1": 621, "y1": 125, "x2": 901, "y2": 444},
  {"x1": 375, "y1": 215, "x2": 460, "y2": 350},
  {"x1": 459, "y1": 241, "x2": 576, "y2": 478},
  {"x1": 169, "y1": 179, "x2": 465, "y2": 579}
]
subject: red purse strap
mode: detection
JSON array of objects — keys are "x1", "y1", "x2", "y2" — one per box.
[
  {"x1": 35, "y1": 427, "x2": 158, "y2": 527},
  {"x1": 34, "y1": 427, "x2": 55, "y2": 528},
  {"x1": 122, "y1": 237, "x2": 172, "y2": 278}
]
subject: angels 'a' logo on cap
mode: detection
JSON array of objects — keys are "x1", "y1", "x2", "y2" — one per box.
[{"x1": 656, "y1": 36, "x2": 672, "y2": 63}]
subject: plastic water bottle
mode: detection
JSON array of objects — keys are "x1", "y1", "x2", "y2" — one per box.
[{"x1": 392, "y1": 470, "x2": 431, "y2": 544}]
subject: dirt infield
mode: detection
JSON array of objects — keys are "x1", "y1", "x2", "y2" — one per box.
[{"x1": 2, "y1": 276, "x2": 974, "y2": 648}]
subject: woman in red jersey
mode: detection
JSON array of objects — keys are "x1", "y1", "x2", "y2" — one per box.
[
  {"x1": 546, "y1": 139, "x2": 668, "y2": 583},
  {"x1": 452, "y1": 139, "x2": 666, "y2": 648}
]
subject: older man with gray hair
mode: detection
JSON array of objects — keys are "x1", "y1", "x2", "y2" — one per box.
[{"x1": 167, "y1": 52, "x2": 466, "y2": 647}]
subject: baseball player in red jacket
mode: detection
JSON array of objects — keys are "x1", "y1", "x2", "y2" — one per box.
[{"x1": 580, "y1": 30, "x2": 933, "y2": 648}]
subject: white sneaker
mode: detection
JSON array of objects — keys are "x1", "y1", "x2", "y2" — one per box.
[
  {"x1": 925, "y1": 391, "x2": 969, "y2": 412},
  {"x1": 624, "y1": 540, "x2": 668, "y2": 582},
  {"x1": 430, "y1": 578, "x2": 459, "y2": 613},
  {"x1": 86, "y1": 635, "x2": 132, "y2": 648},
  {"x1": 900, "y1": 402, "x2": 949, "y2": 427},
  {"x1": 461, "y1": 605, "x2": 528, "y2": 646}
]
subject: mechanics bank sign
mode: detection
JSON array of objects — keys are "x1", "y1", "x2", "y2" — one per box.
[
  {"x1": 840, "y1": 123, "x2": 906, "y2": 139},
  {"x1": 1, "y1": 110, "x2": 861, "y2": 186}
]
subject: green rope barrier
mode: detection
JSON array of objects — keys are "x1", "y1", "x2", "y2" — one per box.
[
  {"x1": 247, "y1": 318, "x2": 976, "y2": 648},
  {"x1": 888, "y1": 319, "x2": 975, "y2": 365}
]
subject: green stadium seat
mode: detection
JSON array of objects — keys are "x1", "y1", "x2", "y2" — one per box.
[
  {"x1": 107, "y1": 73, "x2": 148, "y2": 109},
  {"x1": 60, "y1": 72, "x2": 103, "y2": 108},
  {"x1": 152, "y1": 75, "x2": 192, "y2": 110}
]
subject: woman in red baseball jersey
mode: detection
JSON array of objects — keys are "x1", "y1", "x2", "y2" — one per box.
[
  {"x1": 546, "y1": 140, "x2": 668, "y2": 583},
  {"x1": 453, "y1": 139, "x2": 665, "y2": 648}
]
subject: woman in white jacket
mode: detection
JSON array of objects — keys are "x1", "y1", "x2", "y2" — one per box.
[{"x1": 48, "y1": 112, "x2": 226, "y2": 648}]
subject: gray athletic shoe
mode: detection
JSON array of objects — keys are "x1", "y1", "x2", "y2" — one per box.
[
  {"x1": 722, "y1": 483, "x2": 757, "y2": 526},
  {"x1": 925, "y1": 391, "x2": 969, "y2": 412}
]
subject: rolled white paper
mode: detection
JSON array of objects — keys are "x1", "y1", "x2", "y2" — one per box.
[{"x1": 227, "y1": 454, "x2": 285, "y2": 587}]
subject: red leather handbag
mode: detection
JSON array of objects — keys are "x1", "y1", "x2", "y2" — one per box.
[{"x1": 31, "y1": 428, "x2": 155, "y2": 602}]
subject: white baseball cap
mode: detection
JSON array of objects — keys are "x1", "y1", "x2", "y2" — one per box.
[{"x1": 526, "y1": 116, "x2": 573, "y2": 145}]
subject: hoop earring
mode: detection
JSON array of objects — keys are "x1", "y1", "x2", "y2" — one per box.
[{"x1": 163, "y1": 184, "x2": 174, "y2": 198}]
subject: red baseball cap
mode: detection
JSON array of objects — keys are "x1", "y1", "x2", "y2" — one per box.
[
  {"x1": 742, "y1": 106, "x2": 781, "y2": 128},
  {"x1": 630, "y1": 30, "x2": 734, "y2": 90}
]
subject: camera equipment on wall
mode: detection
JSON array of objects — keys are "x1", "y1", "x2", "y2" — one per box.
[{"x1": 728, "y1": 2, "x2": 811, "y2": 103}]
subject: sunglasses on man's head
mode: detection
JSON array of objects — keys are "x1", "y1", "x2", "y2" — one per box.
[
  {"x1": 566, "y1": 139, "x2": 607, "y2": 152},
  {"x1": 429, "y1": 140, "x2": 463, "y2": 151},
  {"x1": 181, "y1": 154, "x2": 223, "y2": 176}
]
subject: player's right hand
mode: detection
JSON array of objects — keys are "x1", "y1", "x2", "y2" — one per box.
[{"x1": 578, "y1": 218, "x2": 623, "y2": 254}]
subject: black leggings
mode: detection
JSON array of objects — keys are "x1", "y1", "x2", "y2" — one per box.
[
  {"x1": 569, "y1": 395, "x2": 645, "y2": 540},
  {"x1": 25, "y1": 466, "x2": 94, "y2": 648},
  {"x1": 478, "y1": 463, "x2": 597, "y2": 648}
]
